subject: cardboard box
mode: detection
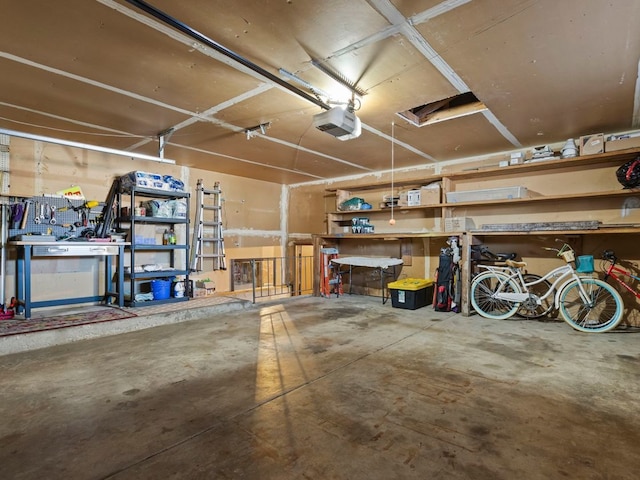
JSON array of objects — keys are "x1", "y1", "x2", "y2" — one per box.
[
  {"x1": 193, "y1": 288, "x2": 207, "y2": 298},
  {"x1": 605, "y1": 134, "x2": 640, "y2": 152},
  {"x1": 420, "y1": 185, "x2": 441, "y2": 205},
  {"x1": 407, "y1": 189, "x2": 421, "y2": 206},
  {"x1": 510, "y1": 152, "x2": 524, "y2": 165},
  {"x1": 335, "y1": 189, "x2": 351, "y2": 211},
  {"x1": 196, "y1": 280, "x2": 216, "y2": 295},
  {"x1": 388, "y1": 278, "x2": 434, "y2": 310},
  {"x1": 579, "y1": 134, "x2": 604, "y2": 155},
  {"x1": 444, "y1": 217, "x2": 475, "y2": 232}
]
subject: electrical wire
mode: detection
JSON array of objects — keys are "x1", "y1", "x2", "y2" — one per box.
[{"x1": 390, "y1": 121, "x2": 395, "y2": 224}]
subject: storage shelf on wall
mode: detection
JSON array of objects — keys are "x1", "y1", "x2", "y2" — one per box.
[
  {"x1": 324, "y1": 174, "x2": 443, "y2": 193},
  {"x1": 326, "y1": 180, "x2": 444, "y2": 235},
  {"x1": 325, "y1": 147, "x2": 640, "y2": 234},
  {"x1": 318, "y1": 145, "x2": 640, "y2": 312},
  {"x1": 442, "y1": 147, "x2": 640, "y2": 232},
  {"x1": 328, "y1": 204, "x2": 443, "y2": 215},
  {"x1": 125, "y1": 216, "x2": 189, "y2": 225},
  {"x1": 445, "y1": 147, "x2": 640, "y2": 181},
  {"x1": 328, "y1": 205, "x2": 444, "y2": 232},
  {"x1": 445, "y1": 188, "x2": 639, "y2": 208},
  {"x1": 319, "y1": 232, "x2": 461, "y2": 239},
  {"x1": 467, "y1": 225, "x2": 640, "y2": 236}
]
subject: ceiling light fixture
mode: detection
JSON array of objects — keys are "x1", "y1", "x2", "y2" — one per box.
[
  {"x1": 311, "y1": 59, "x2": 367, "y2": 98},
  {"x1": 0, "y1": 128, "x2": 176, "y2": 164}
]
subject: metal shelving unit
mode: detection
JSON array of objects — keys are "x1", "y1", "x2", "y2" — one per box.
[{"x1": 115, "y1": 183, "x2": 190, "y2": 307}]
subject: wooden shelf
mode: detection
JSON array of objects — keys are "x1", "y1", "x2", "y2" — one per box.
[
  {"x1": 319, "y1": 232, "x2": 459, "y2": 239},
  {"x1": 445, "y1": 147, "x2": 640, "y2": 181},
  {"x1": 467, "y1": 226, "x2": 640, "y2": 236},
  {"x1": 328, "y1": 204, "x2": 443, "y2": 216},
  {"x1": 325, "y1": 147, "x2": 640, "y2": 192},
  {"x1": 322, "y1": 145, "x2": 640, "y2": 236},
  {"x1": 445, "y1": 188, "x2": 639, "y2": 208},
  {"x1": 325, "y1": 175, "x2": 443, "y2": 193},
  {"x1": 316, "y1": 146, "x2": 640, "y2": 316}
]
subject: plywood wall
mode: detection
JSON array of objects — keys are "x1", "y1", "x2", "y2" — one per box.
[{"x1": 5, "y1": 137, "x2": 286, "y2": 299}]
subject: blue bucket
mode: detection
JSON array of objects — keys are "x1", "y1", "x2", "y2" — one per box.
[{"x1": 151, "y1": 279, "x2": 171, "y2": 300}]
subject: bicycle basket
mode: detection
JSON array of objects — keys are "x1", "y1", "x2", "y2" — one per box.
[
  {"x1": 560, "y1": 250, "x2": 575, "y2": 263},
  {"x1": 575, "y1": 255, "x2": 594, "y2": 273}
]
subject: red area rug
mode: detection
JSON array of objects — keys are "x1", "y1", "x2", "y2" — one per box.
[{"x1": 0, "y1": 307, "x2": 137, "y2": 337}]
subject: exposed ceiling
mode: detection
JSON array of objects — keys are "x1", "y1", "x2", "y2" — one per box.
[{"x1": 2, "y1": 0, "x2": 640, "y2": 185}]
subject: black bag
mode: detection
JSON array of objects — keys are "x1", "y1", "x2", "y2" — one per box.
[
  {"x1": 434, "y1": 250, "x2": 454, "y2": 312},
  {"x1": 616, "y1": 156, "x2": 640, "y2": 189}
]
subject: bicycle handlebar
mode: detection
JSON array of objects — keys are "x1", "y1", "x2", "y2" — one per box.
[{"x1": 542, "y1": 242, "x2": 573, "y2": 256}]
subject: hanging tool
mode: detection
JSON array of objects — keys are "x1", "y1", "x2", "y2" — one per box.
[
  {"x1": 81, "y1": 200, "x2": 99, "y2": 228},
  {"x1": 10, "y1": 203, "x2": 24, "y2": 229},
  {"x1": 58, "y1": 199, "x2": 100, "y2": 229},
  {"x1": 53, "y1": 223, "x2": 76, "y2": 233},
  {"x1": 82, "y1": 200, "x2": 100, "y2": 210},
  {"x1": 20, "y1": 200, "x2": 30, "y2": 229},
  {"x1": 49, "y1": 205, "x2": 56, "y2": 225},
  {"x1": 57, "y1": 198, "x2": 75, "y2": 212},
  {"x1": 59, "y1": 198, "x2": 100, "y2": 213},
  {"x1": 34, "y1": 201, "x2": 41, "y2": 224},
  {"x1": 95, "y1": 179, "x2": 119, "y2": 238}
]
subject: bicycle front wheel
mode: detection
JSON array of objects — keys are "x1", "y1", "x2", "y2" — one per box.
[
  {"x1": 470, "y1": 271, "x2": 521, "y2": 320},
  {"x1": 558, "y1": 278, "x2": 624, "y2": 333}
]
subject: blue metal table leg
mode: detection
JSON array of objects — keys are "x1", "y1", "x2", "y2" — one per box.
[
  {"x1": 16, "y1": 246, "x2": 24, "y2": 315},
  {"x1": 118, "y1": 245, "x2": 124, "y2": 307},
  {"x1": 24, "y1": 245, "x2": 32, "y2": 319},
  {"x1": 104, "y1": 251, "x2": 112, "y2": 305}
]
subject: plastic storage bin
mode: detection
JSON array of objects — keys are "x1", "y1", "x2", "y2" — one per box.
[
  {"x1": 388, "y1": 278, "x2": 434, "y2": 310},
  {"x1": 446, "y1": 186, "x2": 528, "y2": 203},
  {"x1": 151, "y1": 279, "x2": 172, "y2": 300}
]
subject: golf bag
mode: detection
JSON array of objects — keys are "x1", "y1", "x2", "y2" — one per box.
[{"x1": 434, "y1": 248, "x2": 455, "y2": 312}]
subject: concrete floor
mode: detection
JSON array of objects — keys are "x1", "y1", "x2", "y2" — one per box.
[{"x1": 1, "y1": 295, "x2": 639, "y2": 479}]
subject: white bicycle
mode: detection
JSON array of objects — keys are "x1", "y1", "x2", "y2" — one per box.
[{"x1": 470, "y1": 242, "x2": 624, "y2": 333}]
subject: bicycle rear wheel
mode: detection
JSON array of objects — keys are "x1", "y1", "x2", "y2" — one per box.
[
  {"x1": 558, "y1": 278, "x2": 623, "y2": 332},
  {"x1": 517, "y1": 273, "x2": 554, "y2": 319},
  {"x1": 470, "y1": 271, "x2": 521, "y2": 320}
]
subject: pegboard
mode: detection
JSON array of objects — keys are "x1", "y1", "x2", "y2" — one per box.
[
  {"x1": 0, "y1": 134, "x2": 10, "y2": 195},
  {"x1": 8, "y1": 195, "x2": 103, "y2": 241}
]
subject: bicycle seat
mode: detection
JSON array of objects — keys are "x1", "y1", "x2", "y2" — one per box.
[
  {"x1": 496, "y1": 252, "x2": 517, "y2": 261},
  {"x1": 505, "y1": 259, "x2": 527, "y2": 268}
]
